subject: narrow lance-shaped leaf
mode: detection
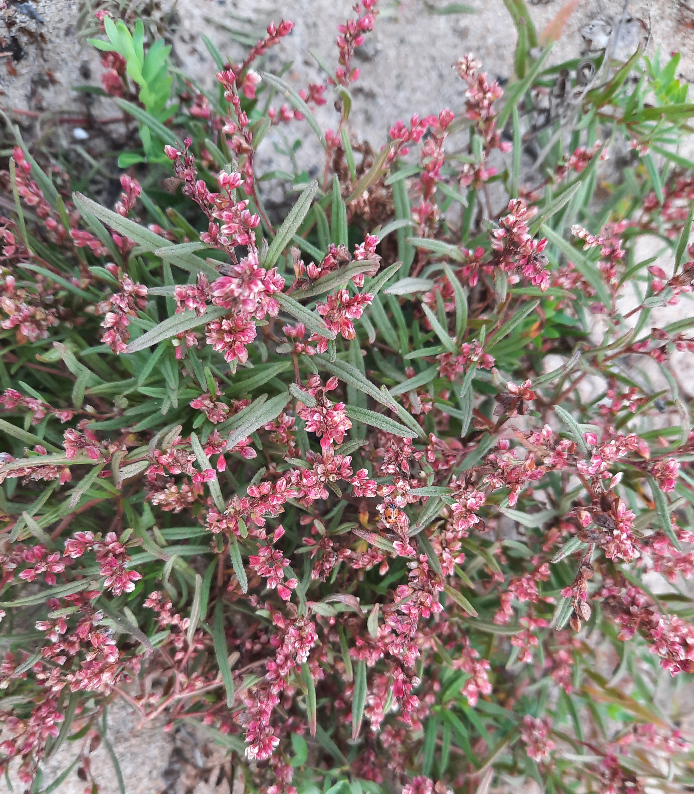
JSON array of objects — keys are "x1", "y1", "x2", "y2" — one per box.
[
  {"x1": 649, "y1": 475, "x2": 682, "y2": 551},
  {"x1": 229, "y1": 535, "x2": 248, "y2": 593},
  {"x1": 124, "y1": 306, "x2": 228, "y2": 354},
  {"x1": 421, "y1": 303, "x2": 458, "y2": 354},
  {"x1": 366, "y1": 261, "x2": 403, "y2": 297},
  {"x1": 351, "y1": 660, "x2": 368, "y2": 740},
  {"x1": 383, "y1": 277, "x2": 434, "y2": 295},
  {"x1": 214, "y1": 600, "x2": 236, "y2": 707},
  {"x1": 344, "y1": 405, "x2": 418, "y2": 439},
  {"x1": 113, "y1": 97, "x2": 177, "y2": 145},
  {"x1": 408, "y1": 237, "x2": 465, "y2": 262},
  {"x1": 74, "y1": 192, "x2": 174, "y2": 253},
  {"x1": 261, "y1": 74, "x2": 326, "y2": 149},
  {"x1": 276, "y1": 293, "x2": 335, "y2": 340},
  {"x1": 442, "y1": 262, "x2": 468, "y2": 341},
  {"x1": 291, "y1": 260, "x2": 380, "y2": 300},
  {"x1": 554, "y1": 405, "x2": 590, "y2": 458},
  {"x1": 264, "y1": 181, "x2": 319, "y2": 269},
  {"x1": 225, "y1": 392, "x2": 291, "y2": 451},
  {"x1": 190, "y1": 432, "x2": 225, "y2": 512},
  {"x1": 302, "y1": 661, "x2": 317, "y2": 736}
]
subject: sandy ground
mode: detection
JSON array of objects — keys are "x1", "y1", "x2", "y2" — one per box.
[{"x1": 2, "y1": 0, "x2": 694, "y2": 791}]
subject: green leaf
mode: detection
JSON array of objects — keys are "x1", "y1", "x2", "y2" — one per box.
[
  {"x1": 225, "y1": 392, "x2": 291, "y2": 451},
  {"x1": 644, "y1": 154, "x2": 663, "y2": 204},
  {"x1": 276, "y1": 293, "x2": 335, "y2": 340},
  {"x1": 190, "y1": 432, "x2": 225, "y2": 511},
  {"x1": 9, "y1": 158, "x2": 29, "y2": 251},
  {"x1": 486, "y1": 300, "x2": 539, "y2": 348},
  {"x1": 352, "y1": 528, "x2": 397, "y2": 554},
  {"x1": 498, "y1": 507, "x2": 556, "y2": 528},
  {"x1": 554, "y1": 405, "x2": 590, "y2": 457},
  {"x1": 301, "y1": 661, "x2": 317, "y2": 736},
  {"x1": 422, "y1": 716, "x2": 439, "y2": 777},
  {"x1": 154, "y1": 242, "x2": 219, "y2": 279},
  {"x1": 551, "y1": 535, "x2": 587, "y2": 563},
  {"x1": 443, "y1": 584, "x2": 478, "y2": 616},
  {"x1": 261, "y1": 73, "x2": 326, "y2": 149},
  {"x1": 186, "y1": 574, "x2": 203, "y2": 647},
  {"x1": 389, "y1": 366, "x2": 438, "y2": 396},
  {"x1": 124, "y1": 306, "x2": 228, "y2": 354},
  {"x1": 316, "y1": 355, "x2": 396, "y2": 411},
  {"x1": 73, "y1": 192, "x2": 173, "y2": 253},
  {"x1": 383, "y1": 277, "x2": 434, "y2": 295},
  {"x1": 214, "y1": 600, "x2": 236, "y2": 707},
  {"x1": 113, "y1": 97, "x2": 176, "y2": 145},
  {"x1": 18, "y1": 264, "x2": 94, "y2": 301},
  {"x1": 0, "y1": 418, "x2": 60, "y2": 453},
  {"x1": 0, "y1": 578, "x2": 97, "y2": 608},
  {"x1": 497, "y1": 45, "x2": 553, "y2": 128},
  {"x1": 649, "y1": 475, "x2": 682, "y2": 551},
  {"x1": 265, "y1": 181, "x2": 318, "y2": 269},
  {"x1": 338, "y1": 624, "x2": 353, "y2": 682},
  {"x1": 229, "y1": 535, "x2": 248, "y2": 593},
  {"x1": 315, "y1": 725, "x2": 348, "y2": 765},
  {"x1": 366, "y1": 261, "x2": 403, "y2": 297},
  {"x1": 528, "y1": 181, "x2": 583, "y2": 236},
  {"x1": 351, "y1": 660, "x2": 368, "y2": 740},
  {"x1": 344, "y1": 405, "x2": 418, "y2": 438},
  {"x1": 421, "y1": 303, "x2": 457, "y2": 354},
  {"x1": 291, "y1": 260, "x2": 380, "y2": 300},
  {"x1": 442, "y1": 263, "x2": 468, "y2": 341},
  {"x1": 97, "y1": 717, "x2": 126, "y2": 794},
  {"x1": 675, "y1": 203, "x2": 694, "y2": 272},
  {"x1": 227, "y1": 361, "x2": 293, "y2": 396},
  {"x1": 551, "y1": 596, "x2": 574, "y2": 629},
  {"x1": 331, "y1": 175, "x2": 348, "y2": 247},
  {"x1": 291, "y1": 733, "x2": 309, "y2": 767},
  {"x1": 542, "y1": 224, "x2": 611, "y2": 306},
  {"x1": 367, "y1": 603, "x2": 380, "y2": 638},
  {"x1": 408, "y1": 237, "x2": 465, "y2": 262}
]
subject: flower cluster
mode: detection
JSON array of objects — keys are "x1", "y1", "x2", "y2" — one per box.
[{"x1": 2, "y1": 13, "x2": 694, "y2": 794}]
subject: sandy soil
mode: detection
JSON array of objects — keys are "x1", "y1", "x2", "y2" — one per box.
[{"x1": 2, "y1": 0, "x2": 694, "y2": 791}]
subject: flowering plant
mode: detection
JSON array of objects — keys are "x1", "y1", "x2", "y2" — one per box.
[{"x1": 1, "y1": 4, "x2": 694, "y2": 793}]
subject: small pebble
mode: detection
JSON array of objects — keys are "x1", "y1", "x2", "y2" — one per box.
[
  {"x1": 73, "y1": 128, "x2": 90, "y2": 141},
  {"x1": 14, "y1": 2, "x2": 45, "y2": 23}
]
